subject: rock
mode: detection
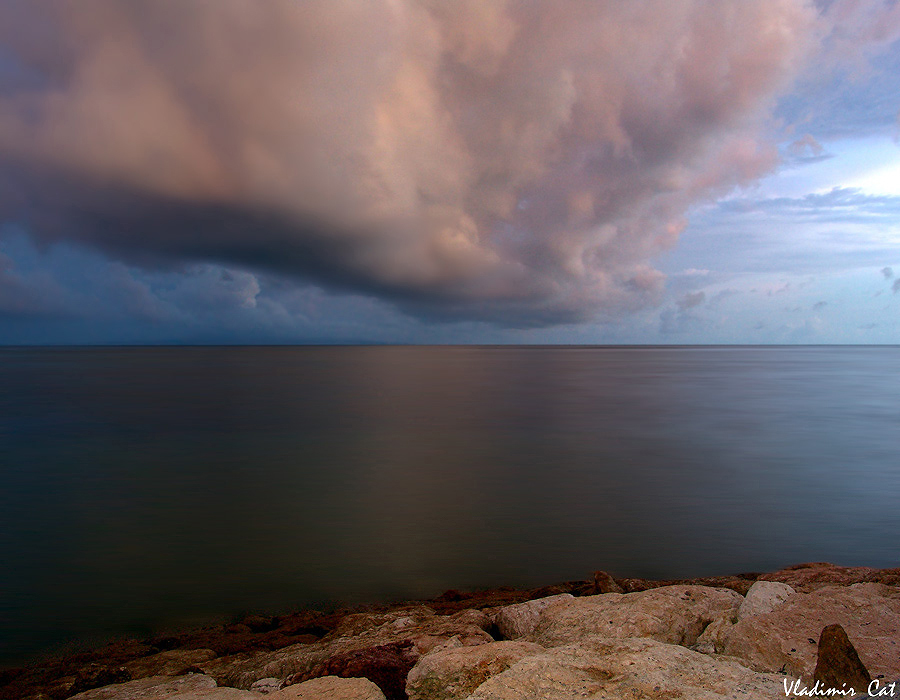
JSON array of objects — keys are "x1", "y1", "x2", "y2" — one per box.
[
  {"x1": 69, "y1": 664, "x2": 131, "y2": 696},
  {"x1": 465, "y1": 637, "x2": 789, "y2": 699},
  {"x1": 616, "y1": 574, "x2": 759, "y2": 596},
  {"x1": 269, "y1": 675, "x2": 386, "y2": 699},
  {"x1": 591, "y1": 571, "x2": 623, "y2": 594},
  {"x1": 124, "y1": 649, "x2": 218, "y2": 680},
  {"x1": 760, "y1": 563, "x2": 900, "y2": 592},
  {"x1": 737, "y1": 581, "x2": 796, "y2": 619},
  {"x1": 197, "y1": 607, "x2": 493, "y2": 691},
  {"x1": 326, "y1": 607, "x2": 437, "y2": 640},
  {"x1": 67, "y1": 673, "x2": 257, "y2": 699},
  {"x1": 241, "y1": 616, "x2": 277, "y2": 633},
  {"x1": 693, "y1": 614, "x2": 736, "y2": 655},
  {"x1": 291, "y1": 641, "x2": 418, "y2": 700},
  {"x1": 491, "y1": 594, "x2": 574, "y2": 640},
  {"x1": 249, "y1": 677, "x2": 284, "y2": 693},
  {"x1": 405, "y1": 641, "x2": 544, "y2": 700},
  {"x1": 529, "y1": 585, "x2": 743, "y2": 648},
  {"x1": 197, "y1": 645, "x2": 331, "y2": 692},
  {"x1": 813, "y1": 624, "x2": 872, "y2": 694},
  {"x1": 718, "y1": 583, "x2": 900, "y2": 680}
]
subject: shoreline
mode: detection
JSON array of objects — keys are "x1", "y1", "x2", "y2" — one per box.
[{"x1": 4, "y1": 562, "x2": 900, "y2": 700}]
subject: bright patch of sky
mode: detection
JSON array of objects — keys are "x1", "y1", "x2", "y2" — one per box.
[{"x1": 647, "y1": 131, "x2": 900, "y2": 343}]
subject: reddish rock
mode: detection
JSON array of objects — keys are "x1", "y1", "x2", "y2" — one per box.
[{"x1": 813, "y1": 624, "x2": 872, "y2": 694}]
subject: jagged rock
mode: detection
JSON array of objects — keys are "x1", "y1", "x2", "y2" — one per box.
[
  {"x1": 197, "y1": 607, "x2": 492, "y2": 691},
  {"x1": 269, "y1": 675, "x2": 386, "y2": 699},
  {"x1": 124, "y1": 649, "x2": 218, "y2": 680},
  {"x1": 465, "y1": 637, "x2": 789, "y2": 699},
  {"x1": 591, "y1": 571, "x2": 623, "y2": 594},
  {"x1": 737, "y1": 581, "x2": 796, "y2": 619},
  {"x1": 67, "y1": 673, "x2": 256, "y2": 699},
  {"x1": 406, "y1": 641, "x2": 544, "y2": 700},
  {"x1": 529, "y1": 585, "x2": 743, "y2": 648},
  {"x1": 490, "y1": 595, "x2": 574, "y2": 640},
  {"x1": 813, "y1": 624, "x2": 872, "y2": 694},
  {"x1": 718, "y1": 583, "x2": 900, "y2": 680}
]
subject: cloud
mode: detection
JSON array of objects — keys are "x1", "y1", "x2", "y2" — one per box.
[
  {"x1": 0, "y1": 0, "x2": 831, "y2": 327},
  {"x1": 787, "y1": 133, "x2": 825, "y2": 159},
  {"x1": 710, "y1": 288, "x2": 741, "y2": 305},
  {"x1": 776, "y1": 0, "x2": 900, "y2": 138},
  {"x1": 0, "y1": 249, "x2": 78, "y2": 317},
  {"x1": 893, "y1": 279, "x2": 900, "y2": 294},
  {"x1": 677, "y1": 291, "x2": 706, "y2": 310}
]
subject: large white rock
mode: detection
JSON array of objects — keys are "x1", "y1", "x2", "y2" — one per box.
[
  {"x1": 464, "y1": 637, "x2": 789, "y2": 700},
  {"x1": 491, "y1": 595, "x2": 574, "y2": 640},
  {"x1": 268, "y1": 675, "x2": 386, "y2": 699},
  {"x1": 529, "y1": 585, "x2": 743, "y2": 648},
  {"x1": 737, "y1": 581, "x2": 796, "y2": 620},
  {"x1": 406, "y1": 641, "x2": 545, "y2": 700},
  {"x1": 718, "y1": 583, "x2": 900, "y2": 680},
  {"x1": 67, "y1": 673, "x2": 258, "y2": 699}
]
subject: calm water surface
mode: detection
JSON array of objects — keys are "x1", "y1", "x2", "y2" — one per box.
[{"x1": 2, "y1": 346, "x2": 899, "y2": 663}]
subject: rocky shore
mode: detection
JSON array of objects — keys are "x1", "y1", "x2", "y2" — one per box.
[{"x1": 4, "y1": 563, "x2": 900, "y2": 700}]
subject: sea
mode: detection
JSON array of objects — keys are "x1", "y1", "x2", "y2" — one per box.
[{"x1": 1, "y1": 345, "x2": 899, "y2": 665}]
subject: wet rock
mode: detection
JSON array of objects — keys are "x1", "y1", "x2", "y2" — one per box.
[
  {"x1": 490, "y1": 595, "x2": 574, "y2": 640},
  {"x1": 737, "y1": 581, "x2": 796, "y2": 619},
  {"x1": 465, "y1": 637, "x2": 788, "y2": 700},
  {"x1": 591, "y1": 571, "x2": 623, "y2": 594},
  {"x1": 718, "y1": 583, "x2": 900, "y2": 680},
  {"x1": 269, "y1": 675, "x2": 386, "y2": 699},
  {"x1": 813, "y1": 624, "x2": 872, "y2": 694},
  {"x1": 405, "y1": 641, "x2": 544, "y2": 700},
  {"x1": 529, "y1": 585, "x2": 742, "y2": 648}
]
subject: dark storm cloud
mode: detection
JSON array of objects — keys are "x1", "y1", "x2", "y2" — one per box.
[{"x1": 0, "y1": 0, "x2": 855, "y2": 326}]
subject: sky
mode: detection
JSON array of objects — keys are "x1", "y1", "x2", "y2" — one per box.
[{"x1": 0, "y1": 0, "x2": 898, "y2": 344}]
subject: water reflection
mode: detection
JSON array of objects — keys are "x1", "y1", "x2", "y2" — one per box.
[{"x1": 1, "y1": 346, "x2": 899, "y2": 662}]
